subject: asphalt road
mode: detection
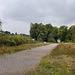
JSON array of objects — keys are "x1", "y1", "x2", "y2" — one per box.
[{"x1": 0, "y1": 44, "x2": 58, "y2": 75}]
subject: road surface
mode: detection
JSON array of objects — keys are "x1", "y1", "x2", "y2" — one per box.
[{"x1": 0, "y1": 44, "x2": 58, "y2": 75}]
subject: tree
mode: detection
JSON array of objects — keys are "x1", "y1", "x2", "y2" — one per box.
[
  {"x1": 30, "y1": 23, "x2": 75, "y2": 42},
  {"x1": 30, "y1": 23, "x2": 57, "y2": 42},
  {"x1": 69, "y1": 25, "x2": 75, "y2": 42},
  {"x1": 45, "y1": 24, "x2": 53, "y2": 42},
  {"x1": 15, "y1": 32, "x2": 17, "y2": 35},
  {"x1": 59, "y1": 25, "x2": 68, "y2": 42},
  {"x1": 30, "y1": 23, "x2": 43, "y2": 40},
  {"x1": 48, "y1": 33, "x2": 56, "y2": 42},
  {"x1": 4, "y1": 31, "x2": 10, "y2": 34},
  {"x1": 52, "y1": 27, "x2": 58, "y2": 42}
]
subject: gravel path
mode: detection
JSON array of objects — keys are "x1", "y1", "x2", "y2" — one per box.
[{"x1": 0, "y1": 44, "x2": 58, "y2": 75}]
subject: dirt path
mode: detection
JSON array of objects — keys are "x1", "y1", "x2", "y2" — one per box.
[{"x1": 0, "y1": 44, "x2": 58, "y2": 75}]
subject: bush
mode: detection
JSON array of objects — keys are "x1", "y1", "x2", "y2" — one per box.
[{"x1": 0, "y1": 34, "x2": 36, "y2": 46}]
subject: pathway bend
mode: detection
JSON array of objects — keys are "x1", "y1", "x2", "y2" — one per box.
[{"x1": 0, "y1": 44, "x2": 58, "y2": 75}]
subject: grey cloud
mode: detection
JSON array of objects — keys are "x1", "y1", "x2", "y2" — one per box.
[
  {"x1": 2, "y1": 0, "x2": 75, "y2": 24},
  {"x1": 0, "y1": 0, "x2": 75, "y2": 34}
]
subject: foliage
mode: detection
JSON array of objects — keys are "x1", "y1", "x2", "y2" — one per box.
[
  {"x1": 69, "y1": 26, "x2": 75, "y2": 42},
  {"x1": 30, "y1": 23, "x2": 58, "y2": 42},
  {"x1": 52, "y1": 27, "x2": 58, "y2": 42},
  {"x1": 0, "y1": 34, "x2": 36, "y2": 46},
  {"x1": 30, "y1": 23, "x2": 75, "y2": 43},
  {"x1": 58, "y1": 25, "x2": 68, "y2": 41},
  {"x1": 4, "y1": 31, "x2": 10, "y2": 34}
]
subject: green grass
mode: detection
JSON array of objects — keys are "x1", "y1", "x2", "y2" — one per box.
[
  {"x1": 28, "y1": 43, "x2": 75, "y2": 75},
  {"x1": 0, "y1": 43, "x2": 50, "y2": 56}
]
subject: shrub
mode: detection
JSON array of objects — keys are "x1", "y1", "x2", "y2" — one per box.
[{"x1": 0, "y1": 34, "x2": 36, "y2": 46}]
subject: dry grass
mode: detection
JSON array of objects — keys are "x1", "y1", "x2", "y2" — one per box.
[
  {"x1": 29, "y1": 43, "x2": 75, "y2": 75},
  {"x1": 0, "y1": 43, "x2": 50, "y2": 56}
]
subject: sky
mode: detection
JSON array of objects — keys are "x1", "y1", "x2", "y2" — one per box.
[{"x1": 0, "y1": 0, "x2": 75, "y2": 34}]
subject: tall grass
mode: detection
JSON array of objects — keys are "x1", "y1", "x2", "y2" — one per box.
[
  {"x1": 0, "y1": 43, "x2": 50, "y2": 56},
  {"x1": 29, "y1": 43, "x2": 75, "y2": 75}
]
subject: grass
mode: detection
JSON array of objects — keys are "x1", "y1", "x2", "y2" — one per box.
[
  {"x1": 28, "y1": 43, "x2": 75, "y2": 75},
  {"x1": 0, "y1": 43, "x2": 50, "y2": 56}
]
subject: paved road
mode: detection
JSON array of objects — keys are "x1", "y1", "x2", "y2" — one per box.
[{"x1": 0, "y1": 44, "x2": 58, "y2": 75}]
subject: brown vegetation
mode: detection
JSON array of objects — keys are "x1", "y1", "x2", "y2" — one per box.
[{"x1": 28, "y1": 43, "x2": 75, "y2": 75}]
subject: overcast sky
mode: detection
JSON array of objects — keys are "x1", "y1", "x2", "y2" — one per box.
[{"x1": 0, "y1": 0, "x2": 75, "y2": 34}]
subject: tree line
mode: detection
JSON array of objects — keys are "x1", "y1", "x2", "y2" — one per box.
[{"x1": 30, "y1": 23, "x2": 75, "y2": 43}]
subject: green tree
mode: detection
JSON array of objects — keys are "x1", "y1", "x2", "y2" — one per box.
[
  {"x1": 48, "y1": 33, "x2": 56, "y2": 42},
  {"x1": 4, "y1": 31, "x2": 10, "y2": 34},
  {"x1": 69, "y1": 25, "x2": 75, "y2": 42},
  {"x1": 45, "y1": 24, "x2": 53, "y2": 42},
  {"x1": 30, "y1": 23, "x2": 57, "y2": 42},
  {"x1": 59, "y1": 25, "x2": 68, "y2": 42},
  {"x1": 52, "y1": 27, "x2": 58, "y2": 42},
  {"x1": 30, "y1": 23, "x2": 43, "y2": 40}
]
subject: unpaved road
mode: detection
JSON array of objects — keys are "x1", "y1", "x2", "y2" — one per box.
[{"x1": 0, "y1": 44, "x2": 58, "y2": 75}]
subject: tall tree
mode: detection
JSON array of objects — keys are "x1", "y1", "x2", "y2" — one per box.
[
  {"x1": 45, "y1": 24, "x2": 53, "y2": 42},
  {"x1": 30, "y1": 23, "x2": 57, "y2": 42},
  {"x1": 52, "y1": 27, "x2": 58, "y2": 42},
  {"x1": 30, "y1": 23, "x2": 43, "y2": 40},
  {"x1": 69, "y1": 25, "x2": 75, "y2": 42},
  {"x1": 59, "y1": 25, "x2": 68, "y2": 41}
]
